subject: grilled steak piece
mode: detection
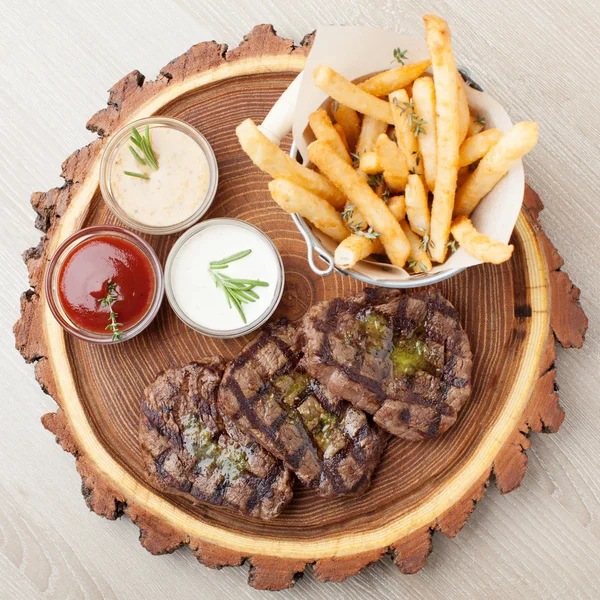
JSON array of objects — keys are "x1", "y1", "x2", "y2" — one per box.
[
  {"x1": 139, "y1": 358, "x2": 293, "y2": 520},
  {"x1": 217, "y1": 321, "x2": 388, "y2": 497},
  {"x1": 299, "y1": 289, "x2": 473, "y2": 441}
]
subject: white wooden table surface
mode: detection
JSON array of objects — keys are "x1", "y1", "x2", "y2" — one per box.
[{"x1": 1, "y1": 1, "x2": 598, "y2": 598}]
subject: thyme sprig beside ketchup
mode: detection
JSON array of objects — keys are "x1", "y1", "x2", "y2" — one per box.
[
  {"x1": 98, "y1": 280, "x2": 123, "y2": 341},
  {"x1": 124, "y1": 125, "x2": 159, "y2": 180},
  {"x1": 208, "y1": 250, "x2": 269, "y2": 324}
]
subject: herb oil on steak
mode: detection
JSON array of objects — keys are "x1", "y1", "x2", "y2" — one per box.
[
  {"x1": 139, "y1": 357, "x2": 294, "y2": 520},
  {"x1": 301, "y1": 289, "x2": 473, "y2": 441},
  {"x1": 217, "y1": 321, "x2": 388, "y2": 497}
]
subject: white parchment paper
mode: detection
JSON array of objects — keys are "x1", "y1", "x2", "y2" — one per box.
[{"x1": 290, "y1": 25, "x2": 524, "y2": 281}]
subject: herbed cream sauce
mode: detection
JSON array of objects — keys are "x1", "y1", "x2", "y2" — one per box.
[
  {"x1": 170, "y1": 223, "x2": 280, "y2": 331},
  {"x1": 111, "y1": 127, "x2": 209, "y2": 227}
]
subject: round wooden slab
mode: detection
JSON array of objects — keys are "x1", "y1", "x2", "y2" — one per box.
[{"x1": 14, "y1": 25, "x2": 588, "y2": 591}]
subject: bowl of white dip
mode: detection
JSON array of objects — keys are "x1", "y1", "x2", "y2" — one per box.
[
  {"x1": 100, "y1": 117, "x2": 218, "y2": 235},
  {"x1": 164, "y1": 218, "x2": 284, "y2": 338}
]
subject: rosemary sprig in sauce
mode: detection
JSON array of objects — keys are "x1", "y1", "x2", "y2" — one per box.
[
  {"x1": 208, "y1": 250, "x2": 269, "y2": 324},
  {"x1": 124, "y1": 125, "x2": 159, "y2": 179},
  {"x1": 98, "y1": 280, "x2": 123, "y2": 341}
]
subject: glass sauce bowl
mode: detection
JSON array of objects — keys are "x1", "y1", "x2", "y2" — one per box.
[{"x1": 45, "y1": 226, "x2": 164, "y2": 344}]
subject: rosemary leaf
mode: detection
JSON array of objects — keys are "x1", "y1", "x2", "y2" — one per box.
[
  {"x1": 129, "y1": 146, "x2": 147, "y2": 166},
  {"x1": 209, "y1": 249, "x2": 252, "y2": 267},
  {"x1": 208, "y1": 249, "x2": 269, "y2": 323},
  {"x1": 124, "y1": 171, "x2": 150, "y2": 180}
]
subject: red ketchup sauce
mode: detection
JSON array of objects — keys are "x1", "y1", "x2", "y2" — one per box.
[{"x1": 58, "y1": 235, "x2": 155, "y2": 334}]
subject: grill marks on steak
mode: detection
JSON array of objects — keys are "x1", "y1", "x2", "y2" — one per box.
[
  {"x1": 300, "y1": 290, "x2": 473, "y2": 441},
  {"x1": 217, "y1": 321, "x2": 388, "y2": 497},
  {"x1": 139, "y1": 358, "x2": 293, "y2": 519}
]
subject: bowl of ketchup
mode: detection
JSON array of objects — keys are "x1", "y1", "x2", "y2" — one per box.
[{"x1": 45, "y1": 226, "x2": 164, "y2": 343}]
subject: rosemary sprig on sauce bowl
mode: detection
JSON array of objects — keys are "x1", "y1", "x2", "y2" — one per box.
[
  {"x1": 208, "y1": 250, "x2": 269, "y2": 323},
  {"x1": 98, "y1": 280, "x2": 123, "y2": 341},
  {"x1": 125, "y1": 125, "x2": 159, "y2": 179}
]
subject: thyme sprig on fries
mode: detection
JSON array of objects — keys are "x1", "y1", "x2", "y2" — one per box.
[
  {"x1": 341, "y1": 204, "x2": 355, "y2": 221},
  {"x1": 341, "y1": 204, "x2": 381, "y2": 239},
  {"x1": 124, "y1": 125, "x2": 159, "y2": 179},
  {"x1": 392, "y1": 98, "x2": 427, "y2": 137},
  {"x1": 420, "y1": 234, "x2": 435, "y2": 254},
  {"x1": 408, "y1": 259, "x2": 429, "y2": 273},
  {"x1": 208, "y1": 250, "x2": 269, "y2": 324},
  {"x1": 355, "y1": 226, "x2": 381, "y2": 240},
  {"x1": 446, "y1": 239, "x2": 458, "y2": 253},
  {"x1": 392, "y1": 48, "x2": 409, "y2": 64},
  {"x1": 98, "y1": 280, "x2": 123, "y2": 341}
]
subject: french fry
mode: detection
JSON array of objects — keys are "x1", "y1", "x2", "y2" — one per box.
[
  {"x1": 468, "y1": 112, "x2": 486, "y2": 137},
  {"x1": 375, "y1": 133, "x2": 409, "y2": 191},
  {"x1": 400, "y1": 220, "x2": 432, "y2": 273},
  {"x1": 412, "y1": 76, "x2": 437, "y2": 191},
  {"x1": 308, "y1": 140, "x2": 411, "y2": 267},
  {"x1": 458, "y1": 128, "x2": 502, "y2": 168},
  {"x1": 268, "y1": 179, "x2": 349, "y2": 243},
  {"x1": 358, "y1": 60, "x2": 432, "y2": 97},
  {"x1": 457, "y1": 74, "x2": 470, "y2": 143},
  {"x1": 309, "y1": 108, "x2": 352, "y2": 163},
  {"x1": 424, "y1": 14, "x2": 461, "y2": 263},
  {"x1": 332, "y1": 104, "x2": 361, "y2": 151},
  {"x1": 387, "y1": 194, "x2": 406, "y2": 221},
  {"x1": 334, "y1": 235, "x2": 383, "y2": 270},
  {"x1": 333, "y1": 123, "x2": 350, "y2": 152},
  {"x1": 451, "y1": 216, "x2": 514, "y2": 264},
  {"x1": 359, "y1": 151, "x2": 383, "y2": 174},
  {"x1": 236, "y1": 119, "x2": 346, "y2": 210},
  {"x1": 388, "y1": 89, "x2": 423, "y2": 177},
  {"x1": 454, "y1": 121, "x2": 539, "y2": 216},
  {"x1": 356, "y1": 115, "x2": 388, "y2": 156},
  {"x1": 313, "y1": 65, "x2": 395, "y2": 124},
  {"x1": 405, "y1": 173, "x2": 430, "y2": 235}
]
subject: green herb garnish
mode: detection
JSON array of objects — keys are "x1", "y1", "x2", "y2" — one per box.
[
  {"x1": 367, "y1": 172, "x2": 384, "y2": 188},
  {"x1": 123, "y1": 171, "x2": 150, "y2": 180},
  {"x1": 356, "y1": 226, "x2": 381, "y2": 240},
  {"x1": 381, "y1": 186, "x2": 391, "y2": 203},
  {"x1": 208, "y1": 250, "x2": 269, "y2": 324},
  {"x1": 350, "y1": 152, "x2": 360, "y2": 168},
  {"x1": 392, "y1": 48, "x2": 408, "y2": 65},
  {"x1": 446, "y1": 239, "x2": 458, "y2": 253},
  {"x1": 125, "y1": 125, "x2": 159, "y2": 179},
  {"x1": 98, "y1": 280, "x2": 123, "y2": 341},
  {"x1": 341, "y1": 204, "x2": 355, "y2": 222},
  {"x1": 475, "y1": 115, "x2": 486, "y2": 125},
  {"x1": 420, "y1": 234, "x2": 434, "y2": 254},
  {"x1": 392, "y1": 98, "x2": 427, "y2": 136},
  {"x1": 408, "y1": 259, "x2": 428, "y2": 273}
]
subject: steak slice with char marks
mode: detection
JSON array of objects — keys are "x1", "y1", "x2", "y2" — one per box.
[
  {"x1": 139, "y1": 357, "x2": 293, "y2": 520},
  {"x1": 217, "y1": 321, "x2": 388, "y2": 497},
  {"x1": 299, "y1": 289, "x2": 473, "y2": 440}
]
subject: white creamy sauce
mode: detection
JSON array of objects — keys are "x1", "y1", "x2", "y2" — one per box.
[
  {"x1": 111, "y1": 127, "x2": 209, "y2": 227},
  {"x1": 171, "y1": 224, "x2": 280, "y2": 331}
]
